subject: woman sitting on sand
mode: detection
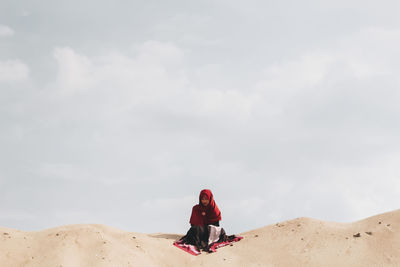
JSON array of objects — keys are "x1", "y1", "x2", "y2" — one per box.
[
  {"x1": 176, "y1": 189, "x2": 241, "y2": 253},
  {"x1": 190, "y1": 189, "x2": 221, "y2": 227},
  {"x1": 178, "y1": 189, "x2": 224, "y2": 252}
]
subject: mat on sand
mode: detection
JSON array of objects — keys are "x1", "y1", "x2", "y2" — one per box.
[{"x1": 173, "y1": 236, "x2": 243, "y2": 256}]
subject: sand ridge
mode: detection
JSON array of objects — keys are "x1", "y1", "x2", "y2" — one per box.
[{"x1": 1, "y1": 209, "x2": 399, "y2": 266}]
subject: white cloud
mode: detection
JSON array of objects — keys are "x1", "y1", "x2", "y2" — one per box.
[
  {"x1": 237, "y1": 197, "x2": 266, "y2": 216},
  {"x1": 0, "y1": 25, "x2": 14, "y2": 37},
  {"x1": 36, "y1": 162, "x2": 95, "y2": 182},
  {"x1": 250, "y1": 27, "x2": 400, "y2": 121},
  {"x1": 0, "y1": 59, "x2": 29, "y2": 82},
  {"x1": 337, "y1": 27, "x2": 400, "y2": 79},
  {"x1": 53, "y1": 47, "x2": 94, "y2": 93},
  {"x1": 0, "y1": 211, "x2": 36, "y2": 221},
  {"x1": 253, "y1": 52, "x2": 334, "y2": 115},
  {"x1": 21, "y1": 10, "x2": 31, "y2": 17},
  {"x1": 330, "y1": 154, "x2": 400, "y2": 221},
  {"x1": 4, "y1": 23, "x2": 400, "y2": 233},
  {"x1": 51, "y1": 43, "x2": 255, "y2": 122},
  {"x1": 136, "y1": 40, "x2": 184, "y2": 67},
  {"x1": 142, "y1": 196, "x2": 194, "y2": 211}
]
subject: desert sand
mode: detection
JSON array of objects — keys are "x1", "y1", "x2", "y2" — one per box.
[{"x1": 1, "y1": 209, "x2": 399, "y2": 267}]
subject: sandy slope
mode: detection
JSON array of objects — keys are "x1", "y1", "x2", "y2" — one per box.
[{"x1": 1, "y1": 209, "x2": 399, "y2": 267}]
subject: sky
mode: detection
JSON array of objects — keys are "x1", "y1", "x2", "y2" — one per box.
[{"x1": 1, "y1": 0, "x2": 400, "y2": 234}]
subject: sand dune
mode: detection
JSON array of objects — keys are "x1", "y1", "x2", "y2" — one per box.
[{"x1": 1, "y1": 209, "x2": 399, "y2": 266}]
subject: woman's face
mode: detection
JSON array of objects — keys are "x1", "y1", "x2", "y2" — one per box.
[{"x1": 201, "y1": 196, "x2": 210, "y2": 206}]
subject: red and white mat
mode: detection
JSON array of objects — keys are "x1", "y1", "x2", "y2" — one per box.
[{"x1": 173, "y1": 236, "x2": 243, "y2": 256}]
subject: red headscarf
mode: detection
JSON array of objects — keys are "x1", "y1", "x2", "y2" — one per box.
[{"x1": 189, "y1": 189, "x2": 221, "y2": 226}]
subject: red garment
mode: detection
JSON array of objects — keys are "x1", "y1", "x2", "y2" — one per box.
[{"x1": 189, "y1": 189, "x2": 221, "y2": 226}]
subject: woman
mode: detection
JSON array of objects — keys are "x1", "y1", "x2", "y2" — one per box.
[
  {"x1": 177, "y1": 189, "x2": 238, "y2": 253},
  {"x1": 176, "y1": 189, "x2": 240, "y2": 253},
  {"x1": 189, "y1": 189, "x2": 221, "y2": 227}
]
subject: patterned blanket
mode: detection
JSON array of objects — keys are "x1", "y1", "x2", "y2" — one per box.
[{"x1": 173, "y1": 228, "x2": 243, "y2": 256}]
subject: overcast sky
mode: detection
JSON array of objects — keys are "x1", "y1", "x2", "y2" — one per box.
[{"x1": 1, "y1": 0, "x2": 400, "y2": 234}]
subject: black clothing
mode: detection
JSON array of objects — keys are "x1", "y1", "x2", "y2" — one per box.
[{"x1": 180, "y1": 224, "x2": 231, "y2": 252}]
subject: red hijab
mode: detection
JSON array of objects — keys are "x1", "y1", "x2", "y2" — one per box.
[{"x1": 189, "y1": 189, "x2": 221, "y2": 226}]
